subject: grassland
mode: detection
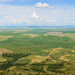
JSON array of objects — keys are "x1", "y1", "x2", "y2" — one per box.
[{"x1": 0, "y1": 27, "x2": 75, "y2": 75}]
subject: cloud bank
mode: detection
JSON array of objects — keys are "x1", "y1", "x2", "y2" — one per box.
[{"x1": 0, "y1": 2, "x2": 75, "y2": 26}]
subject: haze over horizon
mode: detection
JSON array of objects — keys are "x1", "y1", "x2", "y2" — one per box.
[{"x1": 0, "y1": 0, "x2": 75, "y2": 26}]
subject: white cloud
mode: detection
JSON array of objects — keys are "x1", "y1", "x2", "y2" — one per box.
[
  {"x1": 64, "y1": 17, "x2": 75, "y2": 23},
  {"x1": 48, "y1": 19, "x2": 56, "y2": 23},
  {"x1": 31, "y1": 12, "x2": 39, "y2": 19},
  {"x1": 52, "y1": 11, "x2": 56, "y2": 14},
  {"x1": 64, "y1": 17, "x2": 68, "y2": 22},
  {"x1": 6, "y1": 16, "x2": 10, "y2": 19},
  {"x1": 0, "y1": 4, "x2": 75, "y2": 26},
  {"x1": 36, "y1": 2, "x2": 50, "y2": 8},
  {"x1": 11, "y1": 19, "x2": 25, "y2": 24}
]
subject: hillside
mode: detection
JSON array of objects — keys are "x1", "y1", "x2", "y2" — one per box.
[{"x1": 0, "y1": 27, "x2": 75, "y2": 75}]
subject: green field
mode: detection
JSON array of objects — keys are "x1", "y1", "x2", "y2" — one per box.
[{"x1": 0, "y1": 27, "x2": 75, "y2": 75}]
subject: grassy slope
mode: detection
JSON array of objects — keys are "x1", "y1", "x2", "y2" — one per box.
[
  {"x1": 0, "y1": 27, "x2": 75, "y2": 62},
  {"x1": 0, "y1": 27, "x2": 75, "y2": 75}
]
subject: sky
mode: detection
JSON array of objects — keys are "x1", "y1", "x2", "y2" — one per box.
[{"x1": 0, "y1": 0, "x2": 75, "y2": 26}]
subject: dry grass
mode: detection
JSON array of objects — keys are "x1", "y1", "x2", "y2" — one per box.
[
  {"x1": 30, "y1": 55, "x2": 47, "y2": 64},
  {"x1": 50, "y1": 47, "x2": 63, "y2": 55},
  {"x1": 0, "y1": 57, "x2": 7, "y2": 62},
  {"x1": 8, "y1": 66, "x2": 37, "y2": 75},
  {"x1": 0, "y1": 48, "x2": 13, "y2": 56},
  {"x1": 60, "y1": 53, "x2": 75, "y2": 61},
  {"x1": 0, "y1": 36, "x2": 13, "y2": 41},
  {"x1": 13, "y1": 30, "x2": 27, "y2": 33},
  {"x1": 44, "y1": 33, "x2": 75, "y2": 41},
  {"x1": 22, "y1": 34, "x2": 39, "y2": 37},
  {"x1": 60, "y1": 55, "x2": 70, "y2": 61},
  {"x1": 43, "y1": 47, "x2": 63, "y2": 55},
  {"x1": 71, "y1": 50, "x2": 75, "y2": 53},
  {"x1": 19, "y1": 55, "x2": 48, "y2": 64},
  {"x1": 42, "y1": 47, "x2": 64, "y2": 62}
]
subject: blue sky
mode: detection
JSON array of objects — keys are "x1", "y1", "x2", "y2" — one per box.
[
  {"x1": 2, "y1": 0, "x2": 75, "y2": 6},
  {"x1": 0, "y1": 0, "x2": 75, "y2": 26}
]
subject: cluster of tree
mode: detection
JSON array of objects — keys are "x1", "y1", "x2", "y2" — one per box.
[
  {"x1": 30, "y1": 61, "x2": 75, "y2": 75},
  {"x1": 0, "y1": 60, "x2": 75, "y2": 75},
  {"x1": 30, "y1": 63, "x2": 45, "y2": 75},
  {"x1": 47, "y1": 62, "x2": 64, "y2": 74},
  {"x1": 0, "y1": 53, "x2": 31, "y2": 70}
]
